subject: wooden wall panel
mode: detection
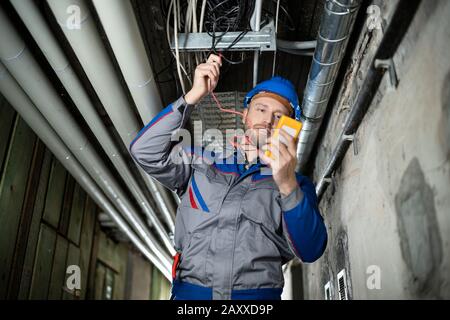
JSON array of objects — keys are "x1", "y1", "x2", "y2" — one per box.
[
  {"x1": 0, "y1": 101, "x2": 15, "y2": 171},
  {"x1": 29, "y1": 224, "x2": 57, "y2": 299},
  {"x1": 7, "y1": 141, "x2": 46, "y2": 299},
  {"x1": 93, "y1": 262, "x2": 106, "y2": 300},
  {"x1": 79, "y1": 197, "x2": 97, "y2": 299},
  {"x1": 0, "y1": 117, "x2": 37, "y2": 299},
  {"x1": 58, "y1": 176, "x2": 75, "y2": 237},
  {"x1": 63, "y1": 243, "x2": 80, "y2": 300},
  {"x1": 0, "y1": 102, "x2": 155, "y2": 300},
  {"x1": 67, "y1": 183, "x2": 86, "y2": 246},
  {"x1": 17, "y1": 150, "x2": 52, "y2": 299},
  {"x1": 42, "y1": 159, "x2": 67, "y2": 229},
  {"x1": 48, "y1": 235, "x2": 69, "y2": 300}
]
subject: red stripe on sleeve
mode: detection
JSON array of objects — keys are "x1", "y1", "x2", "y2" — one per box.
[{"x1": 188, "y1": 186, "x2": 198, "y2": 209}]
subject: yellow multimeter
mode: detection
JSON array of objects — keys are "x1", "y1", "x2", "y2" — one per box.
[{"x1": 265, "y1": 115, "x2": 302, "y2": 159}]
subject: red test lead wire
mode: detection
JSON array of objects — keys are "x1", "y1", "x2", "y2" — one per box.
[{"x1": 209, "y1": 90, "x2": 244, "y2": 118}]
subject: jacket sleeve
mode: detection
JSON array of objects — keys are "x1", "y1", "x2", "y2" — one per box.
[
  {"x1": 278, "y1": 174, "x2": 328, "y2": 263},
  {"x1": 129, "y1": 95, "x2": 195, "y2": 196}
]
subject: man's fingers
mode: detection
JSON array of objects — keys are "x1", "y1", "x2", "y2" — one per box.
[
  {"x1": 208, "y1": 72, "x2": 217, "y2": 89},
  {"x1": 270, "y1": 140, "x2": 289, "y2": 162},
  {"x1": 258, "y1": 150, "x2": 273, "y2": 167},
  {"x1": 276, "y1": 141, "x2": 290, "y2": 161},
  {"x1": 198, "y1": 64, "x2": 219, "y2": 79},
  {"x1": 197, "y1": 64, "x2": 216, "y2": 76},
  {"x1": 196, "y1": 68, "x2": 211, "y2": 80},
  {"x1": 261, "y1": 142, "x2": 287, "y2": 163},
  {"x1": 197, "y1": 67, "x2": 218, "y2": 82},
  {"x1": 209, "y1": 62, "x2": 220, "y2": 77},
  {"x1": 207, "y1": 53, "x2": 222, "y2": 66}
]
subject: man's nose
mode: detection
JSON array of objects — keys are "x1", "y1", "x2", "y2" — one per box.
[
  {"x1": 266, "y1": 114, "x2": 278, "y2": 128},
  {"x1": 262, "y1": 117, "x2": 273, "y2": 129}
]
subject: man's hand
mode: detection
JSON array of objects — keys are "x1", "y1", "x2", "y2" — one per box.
[
  {"x1": 259, "y1": 129, "x2": 299, "y2": 197},
  {"x1": 184, "y1": 54, "x2": 222, "y2": 105}
]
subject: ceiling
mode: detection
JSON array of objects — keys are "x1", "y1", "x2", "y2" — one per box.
[{"x1": 131, "y1": 0, "x2": 325, "y2": 106}]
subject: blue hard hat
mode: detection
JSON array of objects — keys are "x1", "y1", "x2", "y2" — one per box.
[{"x1": 244, "y1": 76, "x2": 301, "y2": 120}]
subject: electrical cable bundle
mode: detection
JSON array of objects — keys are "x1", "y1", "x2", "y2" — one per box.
[
  {"x1": 162, "y1": 0, "x2": 257, "y2": 96},
  {"x1": 203, "y1": 0, "x2": 255, "y2": 33},
  {"x1": 203, "y1": 0, "x2": 255, "y2": 64},
  {"x1": 160, "y1": 0, "x2": 303, "y2": 94}
]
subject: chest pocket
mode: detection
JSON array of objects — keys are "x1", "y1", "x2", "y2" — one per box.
[
  {"x1": 181, "y1": 164, "x2": 230, "y2": 214},
  {"x1": 240, "y1": 180, "x2": 282, "y2": 233}
]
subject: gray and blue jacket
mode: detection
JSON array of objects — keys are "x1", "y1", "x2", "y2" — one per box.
[{"x1": 129, "y1": 95, "x2": 327, "y2": 300}]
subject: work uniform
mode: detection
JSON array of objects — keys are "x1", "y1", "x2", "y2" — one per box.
[{"x1": 129, "y1": 95, "x2": 328, "y2": 300}]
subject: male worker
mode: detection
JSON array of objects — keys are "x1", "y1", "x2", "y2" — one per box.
[{"x1": 129, "y1": 54, "x2": 327, "y2": 300}]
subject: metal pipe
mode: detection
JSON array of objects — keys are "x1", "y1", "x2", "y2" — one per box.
[
  {"x1": 0, "y1": 8, "x2": 172, "y2": 268},
  {"x1": 277, "y1": 39, "x2": 317, "y2": 50},
  {"x1": 253, "y1": 51, "x2": 260, "y2": 87},
  {"x1": 46, "y1": 0, "x2": 177, "y2": 232},
  {"x1": 252, "y1": 0, "x2": 263, "y2": 87},
  {"x1": 10, "y1": 0, "x2": 175, "y2": 256},
  {"x1": 253, "y1": 0, "x2": 263, "y2": 32},
  {"x1": 296, "y1": 0, "x2": 361, "y2": 172},
  {"x1": 316, "y1": 0, "x2": 422, "y2": 200},
  {"x1": 91, "y1": 0, "x2": 161, "y2": 125},
  {"x1": 91, "y1": 0, "x2": 181, "y2": 219},
  {"x1": 0, "y1": 63, "x2": 171, "y2": 280}
]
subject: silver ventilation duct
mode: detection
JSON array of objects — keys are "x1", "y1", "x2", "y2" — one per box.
[{"x1": 296, "y1": 0, "x2": 361, "y2": 171}]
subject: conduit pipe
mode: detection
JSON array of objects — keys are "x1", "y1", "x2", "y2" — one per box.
[
  {"x1": 0, "y1": 9, "x2": 172, "y2": 268},
  {"x1": 296, "y1": 0, "x2": 361, "y2": 171},
  {"x1": 252, "y1": 0, "x2": 263, "y2": 87},
  {"x1": 46, "y1": 0, "x2": 176, "y2": 231},
  {"x1": 91, "y1": 0, "x2": 161, "y2": 125},
  {"x1": 91, "y1": 0, "x2": 182, "y2": 218},
  {"x1": 0, "y1": 62, "x2": 171, "y2": 280},
  {"x1": 10, "y1": 0, "x2": 175, "y2": 256}
]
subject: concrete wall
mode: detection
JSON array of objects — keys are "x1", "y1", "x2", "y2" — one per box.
[{"x1": 302, "y1": 0, "x2": 450, "y2": 299}]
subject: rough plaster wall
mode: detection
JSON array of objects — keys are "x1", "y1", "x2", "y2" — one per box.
[{"x1": 303, "y1": 0, "x2": 450, "y2": 299}]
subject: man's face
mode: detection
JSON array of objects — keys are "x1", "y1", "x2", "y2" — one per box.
[{"x1": 242, "y1": 96, "x2": 292, "y2": 148}]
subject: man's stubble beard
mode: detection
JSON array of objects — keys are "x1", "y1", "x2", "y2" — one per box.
[{"x1": 244, "y1": 121, "x2": 271, "y2": 149}]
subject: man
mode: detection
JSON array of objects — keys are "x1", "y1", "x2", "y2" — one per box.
[{"x1": 129, "y1": 54, "x2": 327, "y2": 300}]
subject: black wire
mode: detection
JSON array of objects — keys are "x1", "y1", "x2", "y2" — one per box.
[
  {"x1": 218, "y1": 29, "x2": 250, "y2": 65},
  {"x1": 204, "y1": 0, "x2": 244, "y2": 32},
  {"x1": 154, "y1": 55, "x2": 196, "y2": 84},
  {"x1": 159, "y1": 0, "x2": 256, "y2": 77},
  {"x1": 155, "y1": 56, "x2": 175, "y2": 77},
  {"x1": 203, "y1": 0, "x2": 255, "y2": 65},
  {"x1": 161, "y1": 0, "x2": 193, "y2": 30}
]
